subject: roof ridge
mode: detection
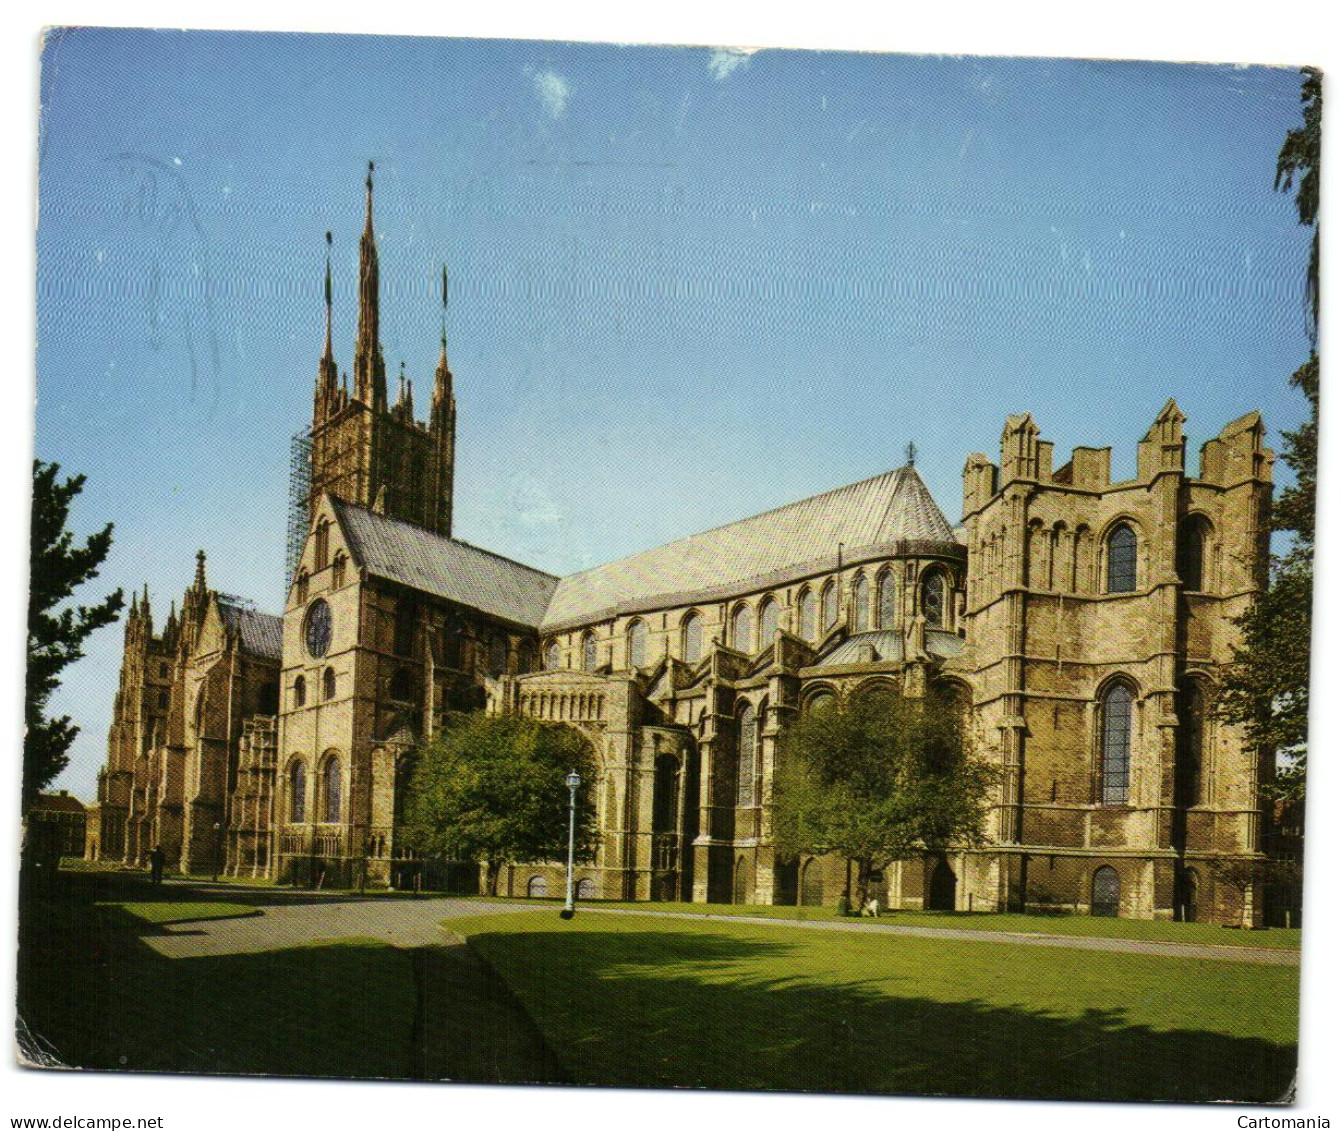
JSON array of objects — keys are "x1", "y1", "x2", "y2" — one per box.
[
  {"x1": 330, "y1": 496, "x2": 560, "y2": 581},
  {"x1": 558, "y1": 465, "x2": 908, "y2": 584}
]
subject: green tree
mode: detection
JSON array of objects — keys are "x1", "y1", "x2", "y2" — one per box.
[
  {"x1": 771, "y1": 690, "x2": 996, "y2": 912},
  {"x1": 400, "y1": 713, "x2": 599, "y2": 896},
  {"x1": 1218, "y1": 67, "x2": 1321, "y2": 805},
  {"x1": 25, "y1": 461, "x2": 125, "y2": 810}
]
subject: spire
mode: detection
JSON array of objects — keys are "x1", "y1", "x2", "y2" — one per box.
[
  {"x1": 433, "y1": 263, "x2": 454, "y2": 409},
  {"x1": 323, "y1": 231, "x2": 334, "y2": 361},
  {"x1": 194, "y1": 549, "x2": 208, "y2": 595},
  {"x1": 354, "y1": 161, "x2": 385, "y2": 408},
  {"x1": 404, "y1": 378, "x2": 414, "y2": 420},
  {"x1": 440, "y1": 263, "x2": 449, "y2": 364},
  {"x1": 314, "y1": 231, "x2": 339, "y2": 424}
]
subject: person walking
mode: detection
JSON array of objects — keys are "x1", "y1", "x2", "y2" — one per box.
[{"x1": 149, "y1": 844, "x2": 165, "y2": 886}]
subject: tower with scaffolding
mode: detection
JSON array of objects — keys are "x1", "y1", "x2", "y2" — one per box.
[{"x1": 286, "y1": 428, "x2": 313, "y2": 587}]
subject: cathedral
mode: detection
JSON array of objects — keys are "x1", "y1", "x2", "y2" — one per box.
[{"x1": 86, "y1": 168, "x2": 1280, "y2": 925}]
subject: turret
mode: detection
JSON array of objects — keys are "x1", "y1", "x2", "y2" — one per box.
[{"x1": 1137, "y1": 398, "x2": 1187, "y2": 479}]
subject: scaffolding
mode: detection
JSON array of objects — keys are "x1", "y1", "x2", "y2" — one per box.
[{"x1": 286, "y1": 428, "x2": 313, "y2": 586}]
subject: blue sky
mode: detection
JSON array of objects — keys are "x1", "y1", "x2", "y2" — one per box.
[{"x1": 35, "y1": 29, "x2": 1313, "y2": 799}]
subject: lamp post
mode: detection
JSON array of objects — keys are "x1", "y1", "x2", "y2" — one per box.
[{"x1": 561, "y1": 769, "x2": 580, "y2": 919}]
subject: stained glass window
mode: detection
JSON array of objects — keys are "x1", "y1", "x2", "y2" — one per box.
[
  {"x1": 797, "y1": 590, "x2": 816, "y2": 641},
  {"x1": 681, "y1": 611, "x2": 702, "y2": 663},
  {"x1": 758, "y1": 598, "x2": 779, "y2": 649},
  {"x1": 1107, "y1": 525, "x2": 1138, "y2": 593},
  {"x1": 1101, "y1": 684, "x2": 1133, "y2": 804}
]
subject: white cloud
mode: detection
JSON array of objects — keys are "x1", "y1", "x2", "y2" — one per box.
[
  {"x1": 707, "y1": 47, "x2": 757, "y2": 81},
  {"x1": 532, "y1": 69, "x2": 571, "y2": 119}
]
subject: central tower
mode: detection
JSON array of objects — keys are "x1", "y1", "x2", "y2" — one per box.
[{"x1": 307, "y1": 163, "x2": 457, "y2": 537}]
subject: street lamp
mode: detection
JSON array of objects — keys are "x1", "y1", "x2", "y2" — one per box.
[{"x1": 561, "y1": 769, "x2": 581, "y2": 920}]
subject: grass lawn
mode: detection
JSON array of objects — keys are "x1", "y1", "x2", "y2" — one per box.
[
  {"x1": 455, "y1": 910, "x2": 1299, "y2": 1102},
  {"x1": 580, "y1": 901, "x2": 1301, "y2": 949},
  {"x1": 18, "y1": 873, "x2": 563, "y2": 1083}
]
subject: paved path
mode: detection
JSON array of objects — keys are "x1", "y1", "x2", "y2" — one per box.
[
  {"x1": 142, "y1": 892, "x2": 539, "y2": 958},
  {"x1": 578, "y1": 907, "x2": 1301, "y2": 965},
  {"x1": 136, "y1": 883, "x2": 1298, "y2": 966}
]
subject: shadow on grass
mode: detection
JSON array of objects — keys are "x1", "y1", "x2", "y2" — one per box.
[
  {"x1": 462, "y1": 925, "x2": 1298, "y2": 1104},
  {"x1": 47, "y1": 869, "x2": 443, "y2": 911},
  {"x1": 17, "y1": 875, "x2": 564, "y2": 1085}
]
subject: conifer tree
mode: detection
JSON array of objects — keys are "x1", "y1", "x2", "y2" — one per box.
[{"x1": 25, "y1": 461, "x2": 124, "y2": 809}]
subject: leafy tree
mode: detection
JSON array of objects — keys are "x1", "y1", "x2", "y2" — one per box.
[
  {"x1": 400, "y1": 713, "x2": 599, "y2": 896},
  {"x1": 1218, "y1": 68, "x2": 1321, "y2": 805},
  {"x1": 771, "y1": 689, "x2": 996, "y2": 912},
  {"x1": 25, "y1": 461, "x2": 124, "y2": 810}
]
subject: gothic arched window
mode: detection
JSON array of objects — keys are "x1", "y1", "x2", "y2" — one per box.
[
  {"x1": 488, "y1": 635, "x2": 508, "y2": 677},
  {"x1": 322, "y1": 666, "x2": 336, "y2": 701},
  {"x1": 293, "y1": 675, "x2": 306, "y2": 709},
  {"x1": 1100, "y1": 683, "x2": 1134, "y2": 804},
  {"x1": 289, "y1": 760, "x2": 306, "y2": 823},
  {"x1": 821, "y1": 581, "x2": 837, "y2": 631},
  {"x1": 627, "y1": 619, "x2": 648, "y2": 668},
  {"x1": 315, "y1": 519, "x2": 330, "y2": 571},
  {"x1": 1176, "y1": 679, "x2": 1206, "y2": 807},
  {"x1": 758, "y1": 598, "x2": 779, "y2": 650},
  {"x1": 736, "y1": 701, "x2": 757, "y2": 807},
  {"x1": 394, "y1": 596, "x2": 417, "y2": 656},
  {"x1": 331, "y1": 552, "x2": 347, "y2": 589},
  {"x1": 1178, "y1": 518, "x2": 1208, "y2": 592},
  {"x1": 681, "y1": 611, "x2": 702, "y2": 664},
  {"x1": 544, "y1": 640, "x2": 561, "y2": 670},
  {"x1": 852, "y1": 574, "x2": 869, "y2": 632},
  {"x1": 1106, "y1": 524, "x2": 1138, "y2": 594},
  {"x1": 921, "y1": 570, "x2": 946, "y2": 629},
  {"x1": 731, "y1": 604, "x2": 752, "y2": 653},
  {"x1": 322, "y1": 756, "x2": 342, "y2": 824},
  {"x1": 797, "y1": 589, "x2": 816, "y2": 641},
  {"x1": 1092, "y1": 866, "x2": 1120, "y2": 917},
  {"x1": 876, "y1": 570, "x2": 896, "y2": 630},
  {"x1": 581, "y1": 631, "x2": 598, "y2": 672},
  {"x1": 389, "y1": 667, "x2": 413, "y2": 702},
  {"x1": 805, "y1": 690, "x2": 836, "y2": 716},
  {"x1": 295, "y1": 570, "x2": 309, "y2": 606}
]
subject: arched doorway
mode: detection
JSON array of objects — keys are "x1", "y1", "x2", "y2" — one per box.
[
  {"x1": 733, "y1": 856, "x2": 753, "y2": 905},
  {"x1": 1176, "y1": 866, "x2": 1199, "y2": 923},
  {"x1": 800, "y1": 858, "x2": 823, "y2": 906},
  {"x1": 1092, "y1": 866, "x2": 1120, "y2": 917},
  {"x1": 651, "y1": 753, "x2": 681, "y2": 902},
  {"x1": 927, "y1": 855, "x2": 956, "y2": 911}
]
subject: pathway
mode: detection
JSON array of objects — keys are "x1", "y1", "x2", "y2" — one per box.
[{"x1": 137, "y1": 883, "x2": 1297, "y2": 966}]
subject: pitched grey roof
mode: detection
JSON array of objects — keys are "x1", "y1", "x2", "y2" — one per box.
[
  {"x1": 217, "y1": 597, "x2": 283, "y2": 661},
  {"x1": 332, "y1": 499, "x2": 560, "y2": 630},
  {"x1": 542, "y1": 465, "x2": 959, "y2": 631}
]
